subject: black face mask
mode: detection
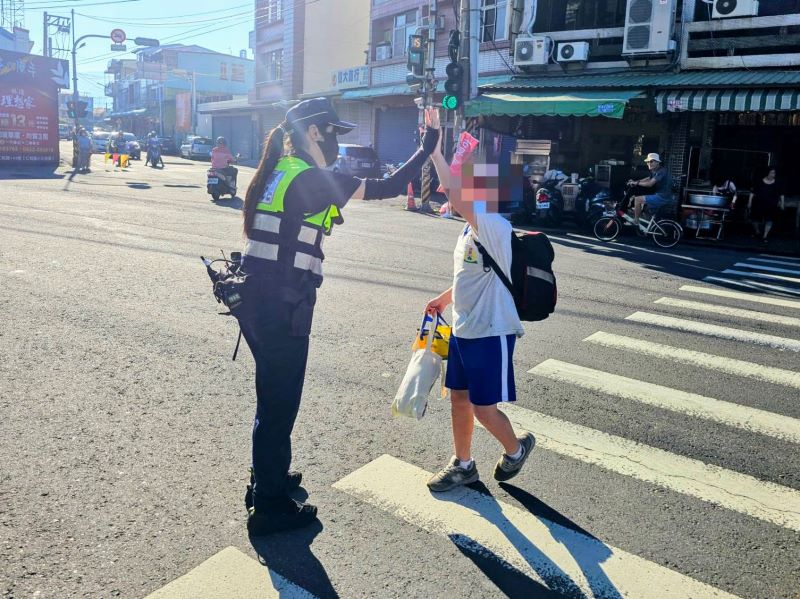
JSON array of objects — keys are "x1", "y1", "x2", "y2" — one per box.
[{"x1": 317, "y1": 129, "x2": 339, "y2": 167}]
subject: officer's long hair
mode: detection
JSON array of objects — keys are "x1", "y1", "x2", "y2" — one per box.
[{"x1": 243, "y1": 122, "x2": 306, "y2": 237}]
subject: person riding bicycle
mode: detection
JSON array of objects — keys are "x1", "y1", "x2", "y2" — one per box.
[{"x1": 628, "y1": 153, "x2": 672, "y2": 234}]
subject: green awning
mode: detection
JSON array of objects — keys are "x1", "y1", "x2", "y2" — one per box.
[
  {"x1": 465, "y1": 90, "x2": 642, "y2": 119},
  {"x1": 656, "y1": 88, "x2": 800, "y2": 113},
  {"x1": 340, "y1": 75, "x2": 511, "y2": 101}
]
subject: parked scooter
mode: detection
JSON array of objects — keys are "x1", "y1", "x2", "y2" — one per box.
[
  {"x1": 206, "y1": 153, "x2": 240, "y2": 201},
  {"x1": 527, "y1": 169, "x2": 567, "y2": 226}
]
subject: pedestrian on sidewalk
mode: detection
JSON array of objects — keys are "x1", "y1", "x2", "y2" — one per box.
[
  {"x1": 423, "y1": 109, "x2": 534, "y2": 493},
  {"x1": 237, "y1": 98, "x2": 440, "y2": 535},
  {"x1": 77, "y1": 129, "x2": 93, "y2": 172},
  {"x1": 748, "y1": 168, "x2": 785, "y2": 243}
]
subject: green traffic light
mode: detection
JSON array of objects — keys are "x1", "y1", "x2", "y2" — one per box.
[{"x1": 443, "y1": 95, "x2": 458, "y2": 110}]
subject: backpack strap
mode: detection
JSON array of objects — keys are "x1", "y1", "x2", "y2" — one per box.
[{"x1": 473, "y1": 239, "x2": 514, "y2": 298}]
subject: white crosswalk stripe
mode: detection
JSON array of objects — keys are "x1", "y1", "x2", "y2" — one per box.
[
  {"x1": 747, "y1": 257, "x2": 800, "y2": 268},
  {"x1": 495, "y1": 405, "x2": 800, "y2": 532},
  {"x1": 625, "y1": 311, "x2": 800, "y2": 351},
  {"x1": 333, "y1": 455, "x2": 741, "y2": 599},
  {"x1": 734, "y1": 262, "x2": 800, "y2": 276},
  {"x1": 653, "y1": 296, "x2": 800, "y2": 327},
  {"x1": 722, "y1": 268, "x2": 800, "y2": 285},
  {"x1": 763, "y1": 253, "x2": 800, "y2": 262},
  {"x1": 529, "y1": 359, "x2": 800, "y2": 443},
  {"x1": 679, "y1": 284, "x2": 800, "y2": 309},
  {"x1": 584, "y1": 331, "x2": 800, "y2": 389},
  {"x1": 702, "y1": 275, "x2": 800, "y2": 297},
  {"x1": 144, "y1": 546, "x2": 318, "y2": 599}
]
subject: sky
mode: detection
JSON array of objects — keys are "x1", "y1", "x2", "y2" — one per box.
[{"x1": 21, "y1": 0, "x2": 254, "y2": 106}]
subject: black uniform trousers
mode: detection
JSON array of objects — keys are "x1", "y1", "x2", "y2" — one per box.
[{"x1": 238, "y1": 280, "x2": 315, "y2": 511}]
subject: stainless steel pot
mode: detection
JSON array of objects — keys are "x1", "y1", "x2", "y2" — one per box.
[{"x1": 688, "y1": 193, "x2": 728, "y2": 207}]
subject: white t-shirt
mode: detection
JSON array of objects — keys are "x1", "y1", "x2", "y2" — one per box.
[{"x1": 451, "y1": 213, "x2": 524, "y2": 339}]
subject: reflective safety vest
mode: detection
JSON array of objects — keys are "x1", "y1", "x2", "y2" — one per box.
[{"x1": 243, "y1": 156, "x2": 342, "y2": 279}]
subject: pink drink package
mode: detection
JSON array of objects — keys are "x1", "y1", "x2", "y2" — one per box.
[{"x1": 437, "y1": 131, "x2": 479, "y2": 193}]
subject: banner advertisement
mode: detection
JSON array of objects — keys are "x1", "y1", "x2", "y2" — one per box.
[
  {"x1": 0, "y1": 50, "x2": 68, "y2": 164},
  {"x1": 175, "y1": 92, "x2": 192, "y2": 132}
]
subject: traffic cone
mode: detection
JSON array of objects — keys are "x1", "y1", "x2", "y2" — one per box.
[{"x1": 405, "y1": 182, "x2": 417, "y2": 211}]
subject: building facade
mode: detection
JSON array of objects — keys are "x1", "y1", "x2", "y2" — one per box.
[{"x1": 104, "y1": 44, "x2": 253, "y2": 142}]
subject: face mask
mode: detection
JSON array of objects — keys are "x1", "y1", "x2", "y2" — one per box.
[{"x1": 316, "y1": 129, "x2": 339, "y2": 167}]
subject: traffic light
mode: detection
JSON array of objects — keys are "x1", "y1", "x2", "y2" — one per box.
[
  {"x1": 442, "y1": 60, "x2": 464, "y2": 110},
  {"x1": 406, "y1": 34, "x2": 426, "y2": 91},
  {"x1": 66, "y1": 100, "x2": 88, "y2": 119}
]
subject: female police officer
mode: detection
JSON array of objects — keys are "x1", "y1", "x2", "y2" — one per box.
[{"x1": 238, "y1": 98, "x2": 440, "y2": 535}]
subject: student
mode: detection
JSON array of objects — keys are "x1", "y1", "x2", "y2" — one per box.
[{"x1": 424, "y1": 109, "x2": 534, "y2": 492}]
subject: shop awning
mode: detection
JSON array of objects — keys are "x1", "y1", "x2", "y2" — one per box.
[
  {"x1": 340, "y1": 75, "x2": 511, "y2": 101},
  {"x1": 464, "y1": 90, "x2": 642, "y2": 119},
  {"x1": 108, "y1": 108, "x2": 148, "y2": 118},
  {"x1": 656, "y1": 88, "x2": 800, "y2": 113}
]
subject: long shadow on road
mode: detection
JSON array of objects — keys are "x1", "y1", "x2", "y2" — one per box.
[{"x1": 250, "y1": 520, "x2": 339, "y2": 599}]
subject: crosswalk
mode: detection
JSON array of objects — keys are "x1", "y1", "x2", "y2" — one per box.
[{"x1": 148, "y1": 253, "x2": 798, "y2": 598}]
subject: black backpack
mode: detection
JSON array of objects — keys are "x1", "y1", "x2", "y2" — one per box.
[{"x1": 474, "y1": 231, "x2": 557, "y2": 322}]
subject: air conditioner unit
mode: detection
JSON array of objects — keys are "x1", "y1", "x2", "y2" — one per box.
[
  {"x1": 557, "y1": 41, "x2": 589, "y2": 62},
  {"x1": 622, "y1": 0, "x2": 677, "y2": 56},
  {"x1": 375, "y1": 45, "x2": 392, "y2": 61},
  {"x1": 514, "y1": 36, "x2": 551, "y2": 67},
  {"x1": 713, "y1": 0, "x2": 759, "y2": 18}
]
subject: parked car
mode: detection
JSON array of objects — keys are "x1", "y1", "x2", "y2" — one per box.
[
  {"x1": 331, "y1": 144, "x2": 380, "y2": 178},
  {"x1": 180, "y1": 136, "x2": 213, "y2": 160},
  {"x1": 158, "y1": 136, "x2": 177, "y2": 155},
  {"x1": 92, "y1": 131, "x2": 110, "y2": 153}
]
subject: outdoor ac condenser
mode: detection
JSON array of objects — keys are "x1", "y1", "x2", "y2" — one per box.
[
  {"x1": 514, "y1": 36, "x2": 551, "y2": 67},
  {"x1": 713, "y1": 0, "x2": 759, "y2": 19},
  {"x1": 557, "y1": 42, "x2": 590, "y2": 62},
  {"x1": 622, "y1": 0, "x2": 677, "y2": 56}
]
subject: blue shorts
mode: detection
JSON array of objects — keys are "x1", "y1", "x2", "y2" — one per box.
[
  {"x1": 644, "y1": 194, "x2": 671, "y2": 211},
  {"x1": 445, "y1": 334, "x2": 516, "y2": 406}
]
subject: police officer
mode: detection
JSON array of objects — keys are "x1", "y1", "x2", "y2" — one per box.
[{"x1": 238, "y1": 98, "x2": 440, "y2": 535}]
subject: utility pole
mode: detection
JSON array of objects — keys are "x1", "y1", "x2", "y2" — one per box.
[
  {"x1": 419, "y1": 0, "x2": 438, "y2": 212},
  {"x1": 71, "y1": 8, "x2": 78, "y2": 168},
  {"x1": 455, "y1": 0, "x2": 470, "y2": 143}
]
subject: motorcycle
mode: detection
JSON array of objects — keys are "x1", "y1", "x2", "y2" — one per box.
[
  {"x1": 207, "y1": 153, "x2": 240, "y2": 201},
  {"x1": 525, "y1": 170, "x2": 567, "y2": 226},
  {"x1": 148, "y1": 144, "x2": 162, "y2": 168}
]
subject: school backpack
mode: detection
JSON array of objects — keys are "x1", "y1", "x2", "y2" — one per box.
[{"x1": 474, "y1": 231, "x2": 557, "y2": 322}]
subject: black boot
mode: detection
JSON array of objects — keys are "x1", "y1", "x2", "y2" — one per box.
[
  {"x1": 245, "y1": 468, "x2": 302, "y2": 510},
  {"x1": 247, "y1": 497, "x2": 317, "y2": 536}
]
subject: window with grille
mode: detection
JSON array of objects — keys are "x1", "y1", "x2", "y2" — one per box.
[
  {"x1": 392, "y1": 10, "x2": 418, "y2": 57},
  {"x1": 231, "y1": 64, "x2": 245, "y2": 82},
  {"x1": 481, "y1": 0, "x2": 509, "y2": 42},
  {"x1": 263, "y1": 0, "x2": 282, "y2": 24},
  {"x1": 220, "y1": 62, "x2": 228, "y2": 80}
]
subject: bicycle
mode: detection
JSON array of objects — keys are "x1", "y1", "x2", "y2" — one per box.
[{"x1": 592, "y1": 184, "x2": 683, "y2": 249}]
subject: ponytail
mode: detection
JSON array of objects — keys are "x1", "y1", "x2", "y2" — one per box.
[{"x1": 243, "y1": 124, "x2": 288, "y2": 237}]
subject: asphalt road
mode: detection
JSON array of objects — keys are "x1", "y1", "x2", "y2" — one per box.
[{"x1": 1, "y1": 150, "x2": 798, "y2": 599}]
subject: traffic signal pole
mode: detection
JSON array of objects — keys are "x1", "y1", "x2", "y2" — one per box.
[{"x1": 419, "y1": 0, "x2": 438, "y2": 211}]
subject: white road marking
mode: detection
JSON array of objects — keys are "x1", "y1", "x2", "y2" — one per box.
[
  {"x1": 747, "y1": 257, "x2": 800, "y2": 268},
  {"x1": 498, "y1": 405, "x2": 800, "y2": 532},
  {"x1": 547, "y1": 234, "x2": 698, "y2": 262},
  {"x1": 679, "y1": 284, "x2": 800, "y2": 309},
  {"x1": 734, "y1": 262, "x2": 800, "y2": 277},
  {"x1": 334, "y1": 455, "x2": 741, "y2": 599},
  {"x1": 584, "y1": 332, "x2": 800, "y2": 389},
  {"x1": 143, "y1": 546, "x2": 318, "y2": 599},
  {"x1": 654, "y1": 296, "x2": 800, "y2": 327},
  {"x1": 625, "y1": 311, "x2": 800, "y2": 351},
  {"x1": 702, "y1": 276, "x2": 800, "y2": 297},
  {"x1": 763, "y1": 253, "x2": 800, "y2": 262},
  {"x1": 722, "y1": 268, "x2": 800, "y2": 285},
  {"x1": 529, "y1": 359, "x2": 800, "y2": 443}
]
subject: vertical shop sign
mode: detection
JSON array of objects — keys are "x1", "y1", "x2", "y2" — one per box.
[
  {"x1": 175, "y1": 92, "x2": 192, "y2": 132},
  {"x1": 0, "y1": 49, "x2": 69, "y2": 164}
]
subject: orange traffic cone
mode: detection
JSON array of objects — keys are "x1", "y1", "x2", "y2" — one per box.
[{"x1": 405, "y1": 182, "x2": 417, "y2": 211}]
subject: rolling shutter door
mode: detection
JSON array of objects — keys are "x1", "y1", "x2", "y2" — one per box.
[
  {"x1": 212, "y1": 116, "x2": 254, "y2": 160},
  {"x1": 375, "y1": 106, "x2": 419, "y2": 165}
]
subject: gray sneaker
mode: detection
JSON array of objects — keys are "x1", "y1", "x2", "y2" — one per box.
[
  {"x1": 427, "y1": 457, "x2": 479, "y2": 492},
  {"x1": 493, "y1": 433, "x2": 535, "y2": 482}
]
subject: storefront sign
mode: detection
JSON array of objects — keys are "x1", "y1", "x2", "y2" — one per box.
[
  {"x1": 596, "y1": 103, "x2": 617, "y2": 115},
  {"x1": 175, "y1": 91, "x2": 192, "y2": 132},
  {"x1": 0, "y1": 50, "x2": 68, "y2": 164},
  {"x1": 331, "y1": 66, "x2": 369, "y2": 91},
  {"x1": 667, "y1": 98, "x2": 685, "y2": 112}
]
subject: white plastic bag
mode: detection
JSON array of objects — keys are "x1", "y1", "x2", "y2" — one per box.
[{"x1": 392, "y1": 313, "x2": 445, "y2": 420}]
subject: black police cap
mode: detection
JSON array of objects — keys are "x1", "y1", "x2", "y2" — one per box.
[{"x1": 285, "y1": 97, "x2": 356, "y2": 134}]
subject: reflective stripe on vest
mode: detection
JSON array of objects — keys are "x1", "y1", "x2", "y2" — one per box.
[{"x1": 244, "y1": 156, "x2": 341, "y2": 275}]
